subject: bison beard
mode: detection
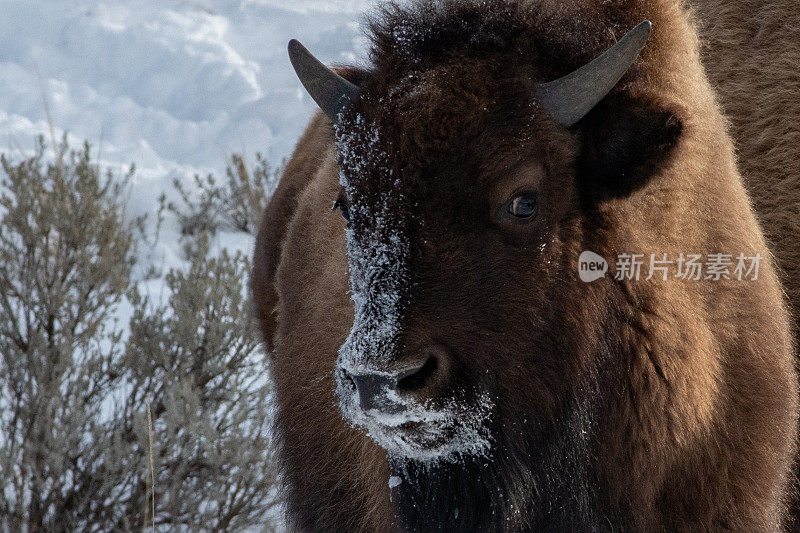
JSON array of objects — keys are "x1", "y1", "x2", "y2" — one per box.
[{"x1": 391, "y1": 382, "x2": 600, "y2": 531}]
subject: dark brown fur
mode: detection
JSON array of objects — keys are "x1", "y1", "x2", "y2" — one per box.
[
  {"x1": 689, "y1": 0, "x2": 800, "y2": 524},
  {"x1": 253, "y1": 0, "x2": 799, "y2": 530}
]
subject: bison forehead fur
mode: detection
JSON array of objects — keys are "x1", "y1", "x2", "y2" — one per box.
[{"x1": 252, "y1": 0, "x2": 799, "y2": 531}]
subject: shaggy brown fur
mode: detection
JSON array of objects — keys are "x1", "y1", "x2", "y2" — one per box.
[
  {"x1": 689, "y1": 0, "x2": 800, "y2": 524},
  {"x1": 690, "y1": 0, "x2": 800, "y2": 319},
  {"x1": 253, "y1": 0, "x2": 799, "y2": 530}
]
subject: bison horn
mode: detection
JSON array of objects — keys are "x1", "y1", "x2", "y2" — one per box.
[
  {"x1": 288, "y1": 39, "x2": 359, "y2": 122},
  {"x1": 535, "y1": 20, "x2": 652, "y2": 127}
]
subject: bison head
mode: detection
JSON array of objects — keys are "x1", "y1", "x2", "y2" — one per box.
[{"x1": 288, "y1": 12, "x2": 682, "y2": 468}]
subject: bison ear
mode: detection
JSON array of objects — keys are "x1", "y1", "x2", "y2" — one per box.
[
  {"x1": 576, "y1": 94, "x2": 683, "y2": 201},
  {"x1": 333, "y1": 66, "x2": 370, "y2": 88}
]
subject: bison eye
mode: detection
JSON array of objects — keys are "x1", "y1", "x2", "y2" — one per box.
[
  {"x1": 505, "y1": 191, "x2": 538, "y2": 219},
  {"x1": 332, "y1": 189, "x2": 350, "y2": 223}
]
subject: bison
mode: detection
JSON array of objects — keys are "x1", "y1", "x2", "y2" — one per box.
[{"x1": 252, "y1": 0, "x2": 799, "y2": 530}]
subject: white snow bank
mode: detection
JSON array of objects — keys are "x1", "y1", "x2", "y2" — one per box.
[{"x1": 0, "y1": 0, "x2": 375, "y2": 228}]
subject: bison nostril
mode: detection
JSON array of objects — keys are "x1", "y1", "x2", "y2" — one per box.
[
  {"x1": 342, "y1": 369, "x2": 357, "y2": 392},
  {"x1": 396, "y1": 356, "x2": 438, "y2": 392},
  {"x1": 347, "y1": 371, "x2": 406, "y2": 414}
]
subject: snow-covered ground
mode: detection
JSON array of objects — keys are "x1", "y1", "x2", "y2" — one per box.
[{"x1": 0, "y1": 0, "x2": 376, "y2": 270}]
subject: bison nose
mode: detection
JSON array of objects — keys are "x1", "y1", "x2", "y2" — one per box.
[
  {"x1": 343, "y1": 356, "x2": 439, "y2": 413},
  {"x1": 347, "y1": 372, "x2": 399, "y2": 413}
]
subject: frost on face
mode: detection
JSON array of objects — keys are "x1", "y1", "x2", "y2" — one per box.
[
  {"x1": 333, "y1": 114, "x2": 493, "y2": 464},
  {"x1": 334, "y1": 113, "x2": 407, "y2": 377},
  {"x1": 356, "y1": 391, "x2": 494, "y2": 463},
  {"x1": 391, "y1": 20, "x2": 424, "y2": 66}
]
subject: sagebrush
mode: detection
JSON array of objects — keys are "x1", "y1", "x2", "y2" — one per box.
[{"x1": 0, "y1": 137, "x2": 280, "y2": 532}]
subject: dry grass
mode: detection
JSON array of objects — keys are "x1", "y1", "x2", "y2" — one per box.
[{"x1": 145, "y1": 399, "x2": 155, "y2": 533}]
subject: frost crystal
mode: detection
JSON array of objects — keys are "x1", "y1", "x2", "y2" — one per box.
[{"x1": 335, "y1": 114, "x2": 408, "y2": 379}]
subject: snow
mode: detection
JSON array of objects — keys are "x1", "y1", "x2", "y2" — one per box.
[{"x1": 0, "y1": 0, "x2": 375, "y2": 264}]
